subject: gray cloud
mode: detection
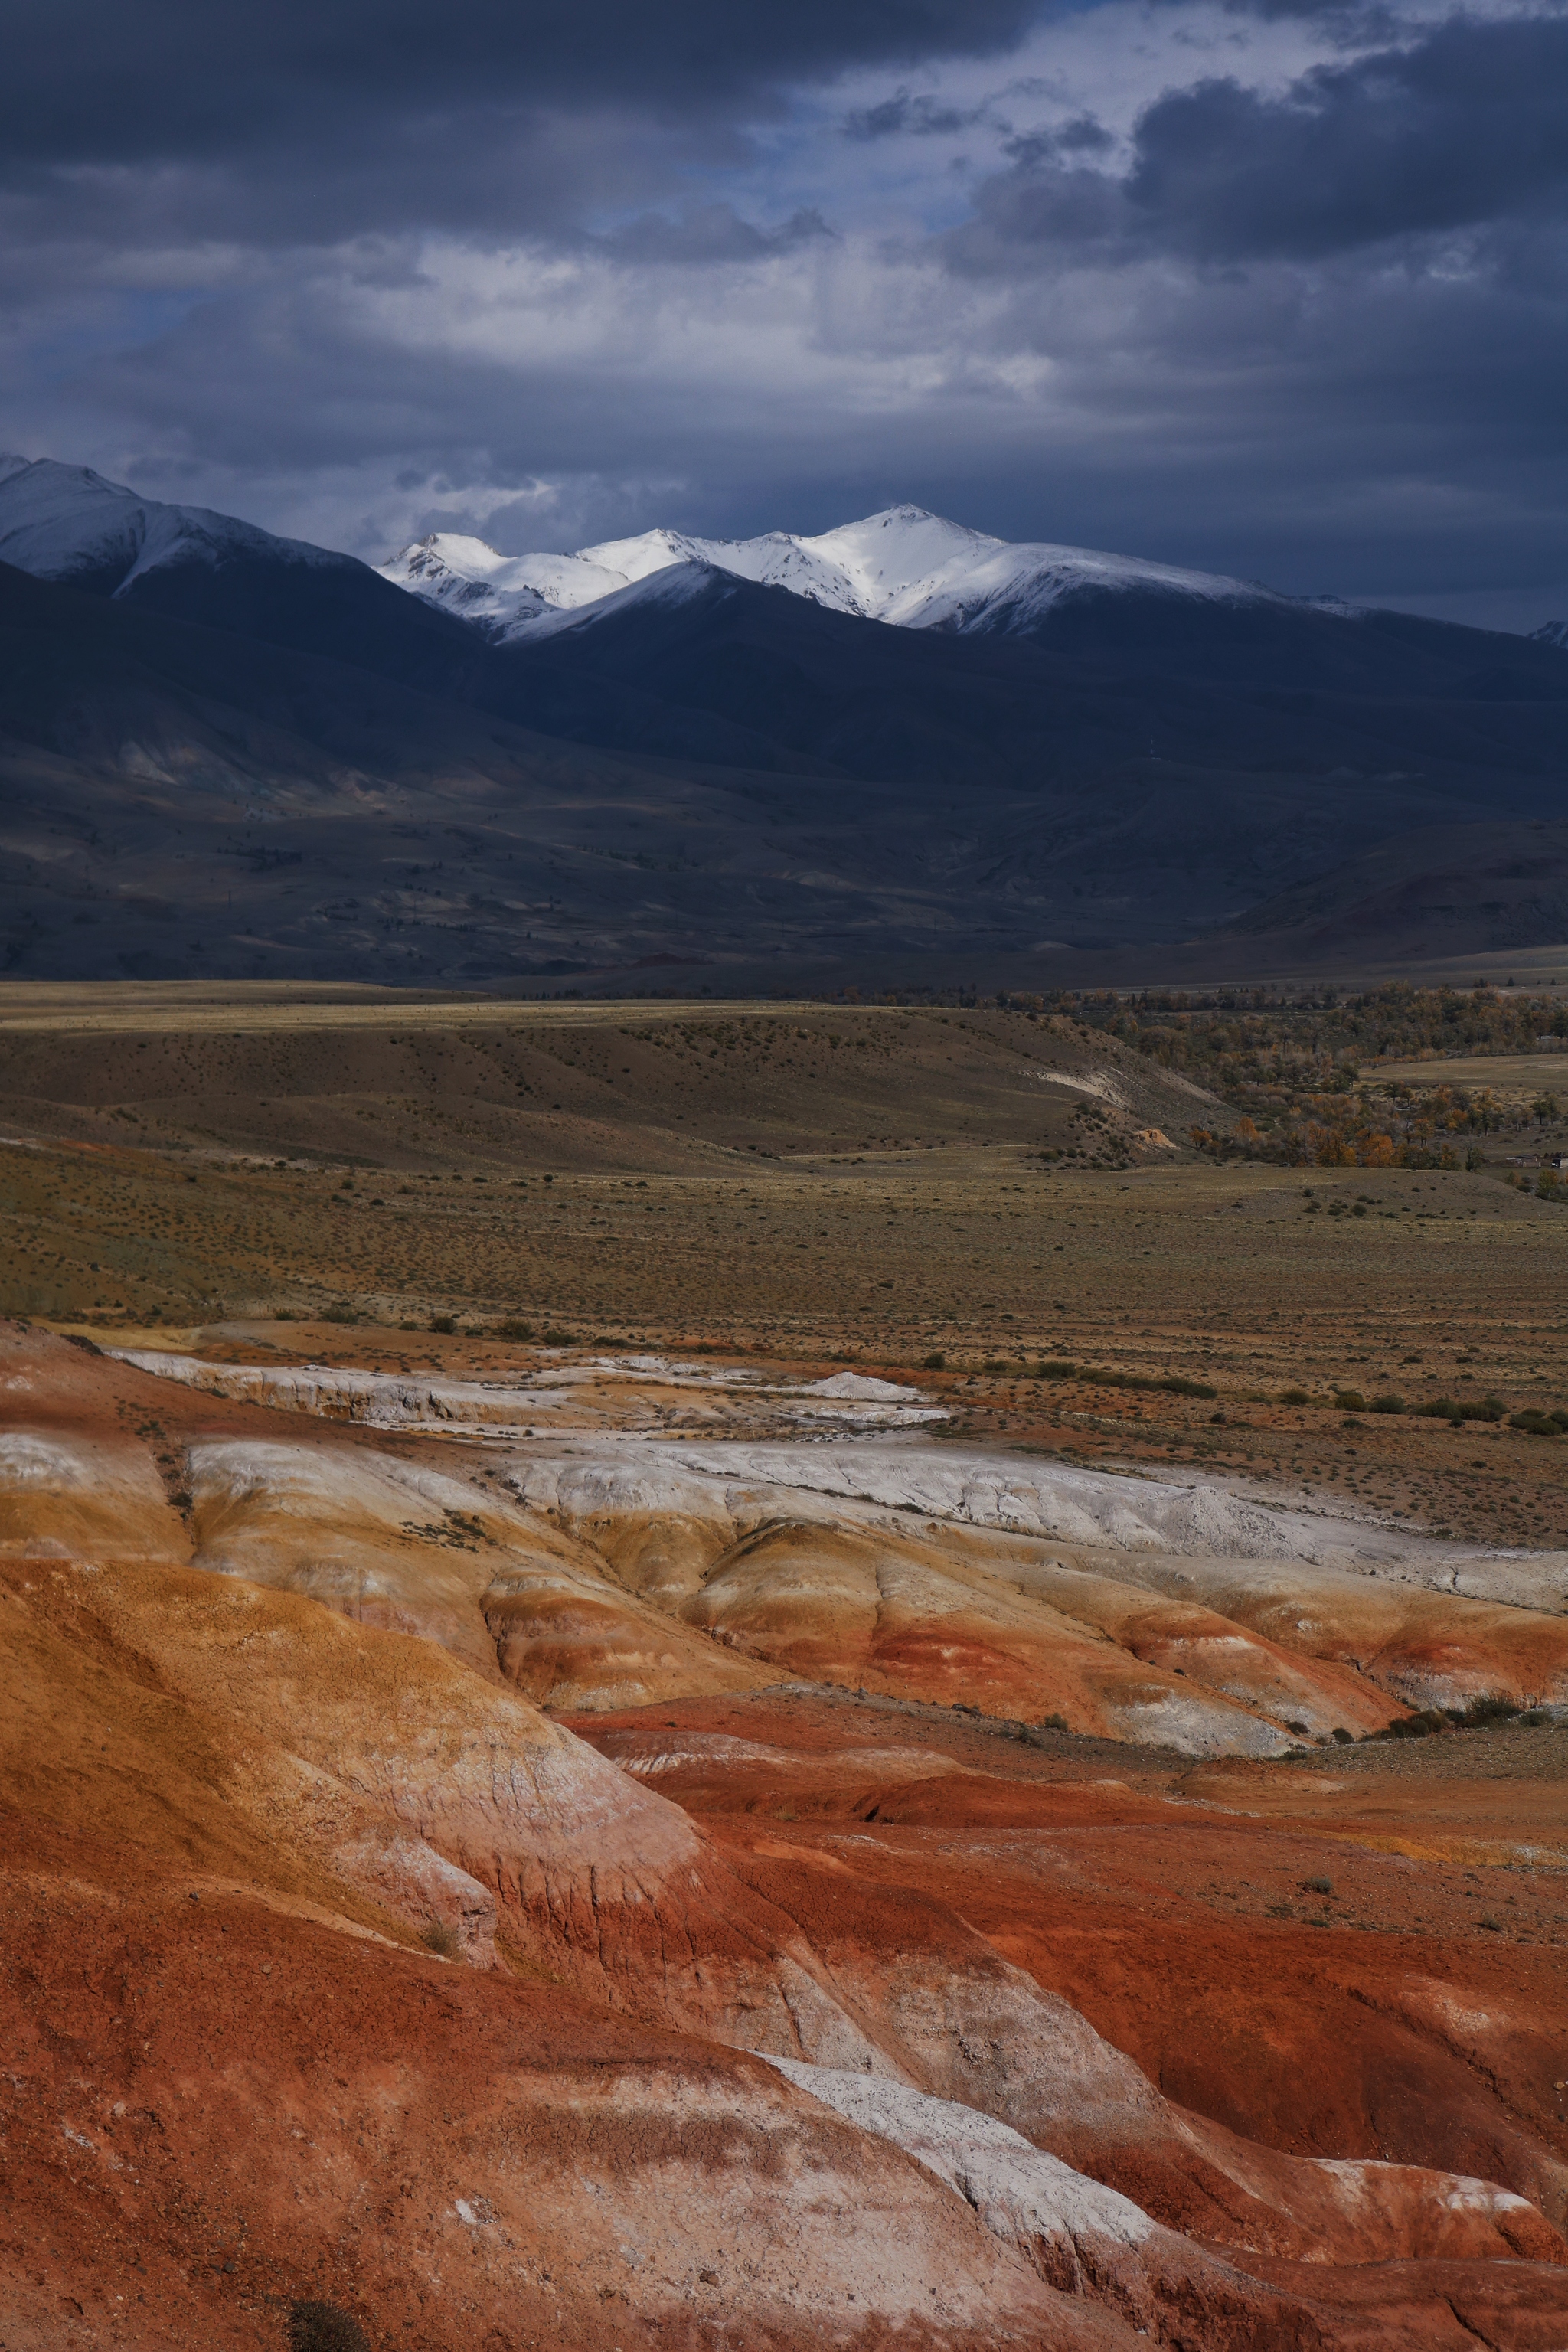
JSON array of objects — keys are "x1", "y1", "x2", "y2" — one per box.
[
  {"x1": 603, "y1": 205, "x2": 837, "y2": 265},
  {"x1": 956, "y1": 11, "x2": 1568, "y2": 266},
  {"x1": 842, "y1": 89, "x2": 981, "y2": 137}
]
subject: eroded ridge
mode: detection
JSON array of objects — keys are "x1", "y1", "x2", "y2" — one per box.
[{"x1": 3, "y1": 1318, "x2": 1566, "y2": 2350}]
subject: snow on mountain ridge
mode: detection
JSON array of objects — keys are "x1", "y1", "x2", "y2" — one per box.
[
  {"x1": 377, "y1": 526, "x2": 719, "y2": 635},
  {"x1": 377, "y1": 501, "x2": 1281, "y2": 645},
  {"x1": 0, "y1": 453, "x2": 340, "y2": 593}
]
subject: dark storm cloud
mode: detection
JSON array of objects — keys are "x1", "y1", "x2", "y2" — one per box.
[
  {"x1": 1135, "y1": 12, "x2": 1568, "y2": 258},
  {"x1": 0, "y1": 1, "x2": 1053, "y2": 262},
  {"x1": 0, "y1": 1, "x2": 1040, "y2": 217},
  {"x1": 955, "y1": 11, "x2": 1568, "y2": 268}
]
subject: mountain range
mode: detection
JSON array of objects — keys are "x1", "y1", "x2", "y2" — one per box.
[
  {"x1": 2, "y1": 450, "x2": 1566, "y2": 988},
  {"x1": 376, "y1": 505, "x2": 1305, "y2": 642}
]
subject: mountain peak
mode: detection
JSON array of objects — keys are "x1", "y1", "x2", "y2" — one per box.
[{"x1": 0, "y1": 452, "x2": 341, "y2": 595}]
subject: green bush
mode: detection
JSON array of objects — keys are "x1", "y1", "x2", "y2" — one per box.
[
  {"x1": 922, "y1": 1351, "x2": 946, "y2": 1370},
  {"x1": 1508, "y1": 1407, "x2": 1568, "y2": 1436},
  {"x1": 1078, "y1": 1365, "x2": 1217, "y2": 1399},
  {"x1": 1460, "y1": 1693, "x2": 1518, "y2": 1725},
  {"x1": 1418, "y1": 1394, "x2": 1505, "y2": 1423},
  {"x1": 1370, "y1": 1393, "x2": 1406, "y2": 1413},
  {"x1": 1333, "y1": 1389, "x2": 1366, "y2": 1413}
]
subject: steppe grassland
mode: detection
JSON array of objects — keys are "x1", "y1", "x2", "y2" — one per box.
[{"x1": 2, "y1": 991, "x2": 1567, "y2": 1546}]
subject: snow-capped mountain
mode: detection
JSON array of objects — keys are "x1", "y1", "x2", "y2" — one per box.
[
  {"x1": 378, "y1": 503, "x2": 1282, "y2": 645},
  {"x1": 1531, "y1": 620, "x2": 1568, "y2": 650},
  {"x1": 0, "y1": 452, "x2": 341, "y2": 595},
  {"x1": 0, "y1": 451, "x2": 478, "y2": 688}
]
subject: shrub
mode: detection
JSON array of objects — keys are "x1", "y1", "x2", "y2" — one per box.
[
  {"x1": 1278, "y1": 1387, "x2": 1311, "y2": 1405},
  {"x1": 1508, "y1": 1407, "x2": 1568, "y2": 1436},
  {"x1": 1461, "y1": 1693, "x2": 1518, "y2": 1725},
  {"x1": 1039, "y1": 1359, "x2": 1076, "y2": 1380},
  {"x1": 496, "y1": 1319, "x2": 534, "y2": 1341},
  {"x1": 1065, "y1": 1364, "x2": 1217, "y2": 1399},
  {"x1": 1333, "y1": 1390, "x2": 1366, "y2": 1413},
  {"x1": 420, "y1": 1919, "x2": 462, "y2": 1958},
  {"x1": 289, "y1": 2303, "x2": 371, "y2": 2352},
  {"x1": 1303, "y1": 1876, "x2": 1333, "y2": 1895},
  {"x1": 922, "y1": 1351, "x2": 946, "y2": 1370},
  {"x1": 429, "y1": 1314, "x2": 456, "y2": 1334},
  {"x1": 321, "y1": 1302, "x2": 358, "y2": 1325},
  {"x1": 1370, "y1": 1393, "x2": 1405, "y2": 1413},
  {"x1": 1418, "y1": 1394, "x2": 1505, "y2": 1423},
  {"x1": 1330, "y1": 1726, "x2": 1354, "y2": 1744}
]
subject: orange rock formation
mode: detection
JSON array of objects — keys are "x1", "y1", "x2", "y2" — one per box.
[{"x1": 4, "y1": 1321, "x2": 1566, "y2": 2349}]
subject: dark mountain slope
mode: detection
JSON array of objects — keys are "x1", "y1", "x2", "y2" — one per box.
[
  {"x1": 482, "y1": 566, "x2": 1568, "y2": 806},
  {"x1": 1213, "y1": 818, "x2": 1568, "y2": 963},
  {"x1": 977, "y1": 575, "x2": 1568, "y2": 698},
  {"x1": 0, "y1": 454, "x2": 485, "y2": 702},
  {"x1": 5, "y1": 485, "x2": 1568, "y2": 982}
]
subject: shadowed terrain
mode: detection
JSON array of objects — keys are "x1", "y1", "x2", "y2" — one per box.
[{"x1": 6, "y1": 541, "x2": 1568, "y2": 986}]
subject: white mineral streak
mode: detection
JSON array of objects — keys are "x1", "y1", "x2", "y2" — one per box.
[
  {"x1": 768, "y1": 2053, "x2": 1152, "y2": 2230},
  {"x1": 108, "y1": 1351, "x2": 946, "y2": 1432}
]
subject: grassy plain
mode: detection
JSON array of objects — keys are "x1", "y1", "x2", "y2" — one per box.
[{"x1": 3, "y1": 987, "x2": 1567, "y2": 1550}]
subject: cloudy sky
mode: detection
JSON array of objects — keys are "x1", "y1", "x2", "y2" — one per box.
[{"x1": 2, "y1": 0, "x2": 1565, "y2": 624}]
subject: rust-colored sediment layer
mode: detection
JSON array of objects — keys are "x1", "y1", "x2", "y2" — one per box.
[{"x1": 5, "y1": 1321, "x2": 1566, "y2": 2350}]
